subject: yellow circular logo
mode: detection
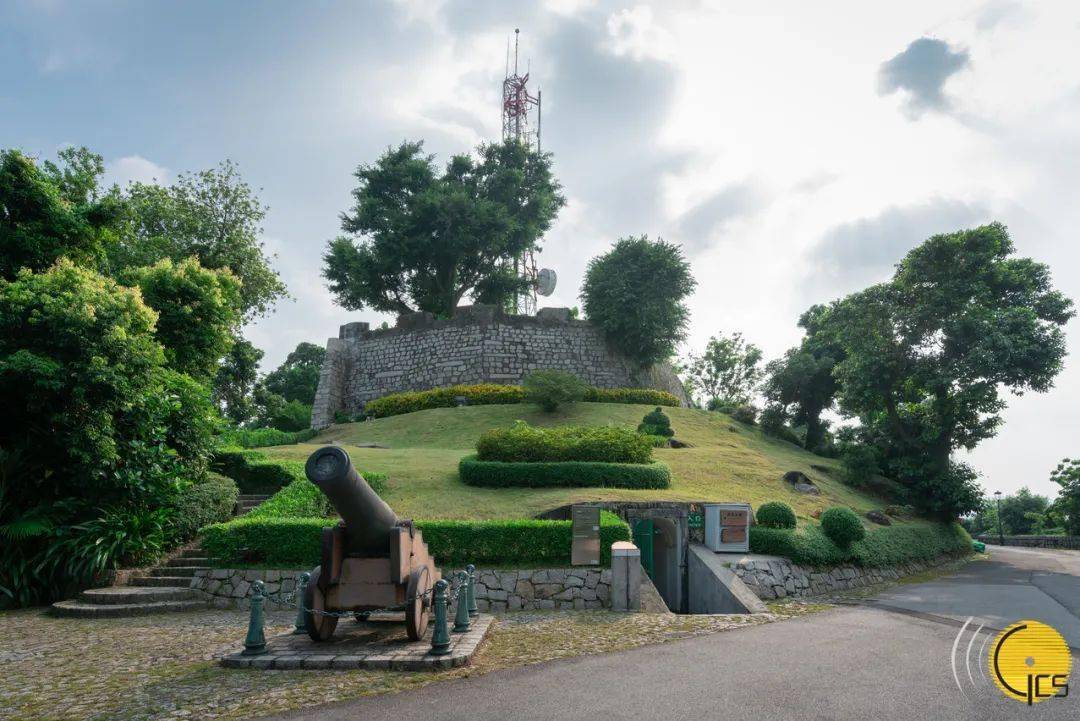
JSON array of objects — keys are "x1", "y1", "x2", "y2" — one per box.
[{"x1": 990, "y1": 620, "x2": 1072, "y2": 704}]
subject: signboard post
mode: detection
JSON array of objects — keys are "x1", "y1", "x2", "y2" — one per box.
[
  {"x1": 703, "y1": 503, "x2": 752, "y2": 553},
  {"x1": 571, "y1": 504, "x2": 602, "y2": 566}
]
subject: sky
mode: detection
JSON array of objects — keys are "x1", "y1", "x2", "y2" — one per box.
[{"x1": 2, "y1": 0, "x2": 1078, "y2": 499}]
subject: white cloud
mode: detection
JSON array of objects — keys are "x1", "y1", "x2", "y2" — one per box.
[{"x1": 103, "y1": 156, "x2": 170, "y2": 189}]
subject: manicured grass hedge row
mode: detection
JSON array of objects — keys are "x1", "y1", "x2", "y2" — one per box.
[
  {"x1": 749, "y1": 522, "x2": 972, "y2": 568},
  {"x1": 211, "y1": 448, "x2": 386, "y2": 497},
  {"x1": 476, "y1": 423, "x2": 653, "y2": 464},
  {"x1": 217, "y1": 427, "x2": 317, "y2": 448},
  {"x1": 200, "y1": 512, "x2": 632, "y2": 567},
  {"x1": 459, "y1": 455, "x2": 671, "y2": 489},
  {"x1": 363, "y1": 384, "x2": 681, "y2": 419}
]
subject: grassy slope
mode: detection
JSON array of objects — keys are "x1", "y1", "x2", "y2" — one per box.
[{"x1": 262, "y1": 403, "x2": 903, "y2": 526}]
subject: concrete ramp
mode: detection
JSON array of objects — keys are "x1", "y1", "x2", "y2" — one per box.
[{"x1": 688, "y1": 543, "x2": 768, "y2": 614}]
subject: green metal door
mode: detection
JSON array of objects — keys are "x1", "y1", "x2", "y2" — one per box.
[{"x1": 633, "y1": 518, "x2": 654, "y2": 578}]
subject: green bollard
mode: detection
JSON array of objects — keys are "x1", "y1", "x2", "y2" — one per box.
[
  {"x1": 466, "y1": 564, "x2": 478, "y2": 618},
  {"x1": 242, "y1": 579, "x2": 267, "y2": 655},
  {"x1": 453, "y1": 570, "x2": 471, "y2": 632},
  {"x1": 292, "y1": 571, "x2": 310, "y2": 634},
  {"x1": 429, "y1": 579, "x2": 451, "y2": 655}
]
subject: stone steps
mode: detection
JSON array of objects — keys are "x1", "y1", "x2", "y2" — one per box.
[
  {"x1": 235, "y1": 494, "x2": 271, "y2": 515},
  {"x1": 166, "y1": 556, "x2": 210, "y2": 567},
  {"x1": 129, "y1": 575, "x2": 195, "y2": 588},
  {"x1": 150, "y1": 565, "x2": 206, "y2": 577},
  {"x1": 51, "y1": 598, "x2": 206, "y2": 618},
  {"x1": 80, "y1": 586, "x2": 200, "y2": 604}
]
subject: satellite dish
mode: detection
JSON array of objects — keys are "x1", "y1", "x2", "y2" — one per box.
[{"x1": 536, "y1": 268, "x2": 557, "y2": 296}]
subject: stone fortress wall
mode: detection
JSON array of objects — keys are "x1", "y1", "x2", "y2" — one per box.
[{"x1": 311, "y1": 304, "x2": 690, "y2": 428}]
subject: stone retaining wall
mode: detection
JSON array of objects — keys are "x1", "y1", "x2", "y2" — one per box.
[
  {"x1": 975, "y1": 534, "x2": 1080, "y2": 550},
  {"x1": 731, "y1": 554, "x2": 964, "y2": 600},
  {"x1": 311, "y1": 304, "x2": 689, "y2": 428},
  {"x1": 190, "y1": 567, "x2": 613, "y2": 612}
]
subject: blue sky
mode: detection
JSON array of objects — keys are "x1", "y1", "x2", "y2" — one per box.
[{"x1": 3, "y1": 0, "x2": 1078, "y2": 499}]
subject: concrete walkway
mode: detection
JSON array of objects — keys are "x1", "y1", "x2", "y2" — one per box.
[{"x1": 261, "y1": 547, "x2": 1080, "y2": 721}]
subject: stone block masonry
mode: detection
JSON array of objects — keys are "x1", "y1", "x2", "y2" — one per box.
[{"x1": 311, "y1": 304, "x2": 690, "y2": 428}]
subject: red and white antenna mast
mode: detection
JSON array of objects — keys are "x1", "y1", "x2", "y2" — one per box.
[{"x1": 502, "y1": 28, "x2": 541, "y2": 151}]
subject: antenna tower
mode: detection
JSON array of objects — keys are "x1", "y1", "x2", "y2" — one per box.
[{"x1": 502, "y1": 28, "x2": 543, "y2": 314}]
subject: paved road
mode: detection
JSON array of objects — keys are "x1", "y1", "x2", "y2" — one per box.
[
  {"x1": 264, "y1": 546, "x2": 1079, "y2": 721},
  {"x1": 868, "y1": 544, "x2": 1080, "y2": 648}
]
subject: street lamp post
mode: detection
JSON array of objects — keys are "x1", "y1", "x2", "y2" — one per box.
[{"x1": 994, "y1": 490, "x2": 1004, "y2": 546}]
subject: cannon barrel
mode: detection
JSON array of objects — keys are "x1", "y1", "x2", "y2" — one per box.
[{"x1": 305, "y1": 446, "x2": 399, "y2": 556}]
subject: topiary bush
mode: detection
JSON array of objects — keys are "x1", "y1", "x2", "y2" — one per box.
[
  {"x1": 476, "y1": 422, "x2": 653, "y2": 464},
  {"x1": 756, "y1": 501, "x2": 797, "y2": 529},
  {"x1": 169, "y1": 472, "x2": 239, "y2": 543},
  {"x1": 820, "y1": 507, "x2": 866, "y2": 547},
  {"x1": 459, "y1": 456, "x2": 671, "y2": 489},
  {"x1": 522, "y1": 369, "x2": 588, "y2": 412},
  {"x1": 637, "y1": 407, "x2": 674, "y2": 438},
  {"x1": 201, "y1": 512, "x2": 632, "y2": 567}
]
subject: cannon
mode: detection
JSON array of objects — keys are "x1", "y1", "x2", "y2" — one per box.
[{"x1": 302, "y1": 446, "x2": 440, "y2": 642}]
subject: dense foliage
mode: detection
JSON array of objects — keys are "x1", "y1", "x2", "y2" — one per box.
[
  {"x1": 819, "y1": 507, "x2": 866, "y2": 547},
  {"x1": 965, "y1": 487, "x2": 1055, "y2": 536},
  {"x1": 637, "y1": 407, "x2": 674, "y2": 438},
  {"x1": 749, "y1": 522, "x2": 971, "y2": 568},
  {"x1": 1050, "y1": 459, "x2": 1080, "y2": 535},
  {"x1": 260, "y1": 342, "x2": 326, "y2": 405},
  {"x1": 201, "y1": 513, "x2": 631, "y2": 567},
  {"x1": 580, "y1": 235, "x2": 696, "y2": 368},
  {"x1": 522, "y1": 369, "x2": 588, "y2": 412},
  {"x1": 583, "y1": 387, "x2": 680, "y2": 406},
  {"x1": 323, "y1": 140, "x2": 564, "y2": 316},
  {"x1": 212, "y1": 339, "x2": 263, "y2": 424},
  {"x1": 216, "y1": 427, "x2": 317, "y2": 449},
  {"x1": 756, "y1": 502, "x2": 797, "y2": 529},
  {"x1": 459, "y1": 456, "x2": 670, "y2": 489},
  {"x1": 684, "y1": 331, "x2": 763, "y2": 407},
  {"x1": 169, "y1": 473, "x2": 239, "y2": 542},
  {"x1": 476, "y1": 423, "x2": 653, "y2": 464}
]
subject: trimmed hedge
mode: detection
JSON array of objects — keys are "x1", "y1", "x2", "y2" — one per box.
[
  {"x1": 217, "y1": 427, "x2": 317, "y2": 448},
  {"x1": 200, "y1": 511, "x2": 632, "y2": 567},
  {"x1": 756, "y1": 501, "x2": 797, "y2": 530},
  {"x1": 476, "y1": 423, "x2": 653, "y2": 464},
  {"x1": 363, "y1": 384, "x2": 681, "y2": 419},
  {"x1": 365, "y1": 384, "x2": 526, "y2": 418},
  {"x1": 170, "y1": 472, "x2": 239, "y2": 542},
  {"x1": 749, "y1": 522, "x2": 972, "y2": 568},
  {"x1": 820, "y1": 506, "x2": 866, "y2": 547},
  {"x1": 245, "y1": 469, "x2": 388, "y2": 520},
  {"x1": 459, "y1": 455, "x2": 670, "y2": 489},
  {"x1": 211, "y1": 448, "x2": 386, "y2": 497},
  {"x1": 584, "y1": 387, "x2": 680, "y2": 406}
]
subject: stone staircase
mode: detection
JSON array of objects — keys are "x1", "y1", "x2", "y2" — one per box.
[{"x1": 51, "y1": 492, "x2": 271, "y2": 618}]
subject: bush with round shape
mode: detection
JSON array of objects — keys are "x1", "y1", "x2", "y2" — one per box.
[
  {"x1": 756, "y1": 501, "x2": 797, "y2": 530},
  {"x1": 637, "y1": 407, "x2": 674, "y2": 438},
  {"x1": 820, "y1": 506, "x2": 866, "y2": 547},
  {"x1": 522, "y1": 369, "x2": 588, "y2": 412},
  {"x1": 730, "y1": 404, "x2": 758, "y2": 425}
]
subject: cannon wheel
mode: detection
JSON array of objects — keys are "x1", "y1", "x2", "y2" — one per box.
[
  {"x1": 405, "y1": 566, "x2": 431, "y2": 641},
  {"x1": 304, "y1": 567, "x2": 338, "y2": 642}
]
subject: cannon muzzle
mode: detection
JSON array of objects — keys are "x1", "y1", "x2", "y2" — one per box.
[{"x1": 305, "y1": 446, "x2": 399, "y2": 556}]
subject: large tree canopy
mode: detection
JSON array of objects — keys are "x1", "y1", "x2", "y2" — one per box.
[
  {"x1": 825, "y1": 223, "x2": 1073, "y2": 518},
  {"x1": 580, "y1": 235, "x2": 696, "y2": 368},
  {"x1": 261, "y1": 341, "x2": 326, "y2": 405},
  {"x1": 322, "y1": 140, "x2": 564, "y2": 317},
  {"x1": 684, "y1": 331, "x2": 764, "y2": 407}
]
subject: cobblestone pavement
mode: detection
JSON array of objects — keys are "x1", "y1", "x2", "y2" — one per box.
[{"x1": 0, "y1": 603, "x2": 824, "y2": 721}]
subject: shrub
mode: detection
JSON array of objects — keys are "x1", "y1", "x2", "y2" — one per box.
[
  {"x1": 730, "y1": 404, "x2": 758, "y2": 425},
  {"x1": 210, "y1": 447, "x2": 386, "y2": 498},
  {"x1": 246, "y1": 471, "x2": 388, "y2": 519},
  {"x1": 169, "y1": 472, "x2": 239, "y2": 542},
  {"x1": 756, "y1": 501, "x2": 797, "y2": 529},
  {"x1": 267, "y1": 400, "x2": 312, "y2": 432},
  {"x1": 760, "y1": 406, "x2": 800, "y2": 444},
  {"x1": 643, "y1": 435, "x2": 670, "y2": 448},
  {"x1": 637, "y1": 407, "x2": 674, "y2": 438},
  {"x1": 365, "y1": 384, "x2": 525, "y2": 418},
  {"x1": 460, "y1": 456, "x2": 670, "y2": 489},
  {"x1": 583, "y1": 387, "x2": 680, "y2": 406},
  {"x1": 820, "y1": 507, "x2": 866, "y2": 547},
  {"x1": 750, "y1": 522, "x2": 971, "y2": 568},
  {"x1": 217, "y1": 426, "x2": 317, "y2": 448},
  {"x1": 476, "y1": 423, "x2": 653, "y2": 464},
  {"x1": 200, "y1": 512, "x2": 631, "y2": 567},
  {"x1": 840, "y1": 443, "x2": 880, "y2": 487},
  {"x1": 522, "y1": 369, "x2": 588, "y2": 412}
]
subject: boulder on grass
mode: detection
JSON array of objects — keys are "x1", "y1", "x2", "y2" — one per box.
[
  {"x1": 865, "y1": 510, "x2": 892, "y2": 526},
  {"x1": 783, "y1": 470, "x2": 820, "y2": 495}
]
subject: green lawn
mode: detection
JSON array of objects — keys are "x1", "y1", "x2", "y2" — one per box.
[{"x1": 262, "y1": 403, "x2": 899, "y2": 524}]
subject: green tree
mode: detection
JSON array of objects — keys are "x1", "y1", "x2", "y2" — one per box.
[
  {"x1": 213, "y1": 338, "x2": 264, "y2": 424},
  {"x1": 124, "y1": 258, "x2": 241, "y2": 381},
  {"x1": 262, "y1": 342, "x2": 326, "y2": 405},
  {"x1": 580, "y1": 235, "x2": 696, "y2": 368},
  {"x1": 824, "y1": 223, "x2": 1073, "y2": 518},
  {"x1": 998, "y1": 488, "x2": 1050, "y2": 536},
  {"x1": 1050, "y1": 458, "x2": 1080, "y2": 535},
  {"x1": 322, "y1": 140, "x2": 564, "y2": 317},
  {"x1": 763, "y1": 305, "x2": 843, "y2": 452},
  {"x1": 685, "y1": 331, "x2": 763, "y2": 407},
  {"x1": 110, "y1": 161, "x2": 286, "y2": 320},
  {"x1": 0, "y1": 148, "x2": 122, "y2": 279}
]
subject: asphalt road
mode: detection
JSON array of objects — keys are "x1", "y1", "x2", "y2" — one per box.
[{"x1": 264, "y1": 546, "x2": 1079, "y2": 721}]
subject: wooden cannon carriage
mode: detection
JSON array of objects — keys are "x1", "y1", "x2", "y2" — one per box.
[{"x1": 303, "y1": 446, "x2": 440, "y2": 642}]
